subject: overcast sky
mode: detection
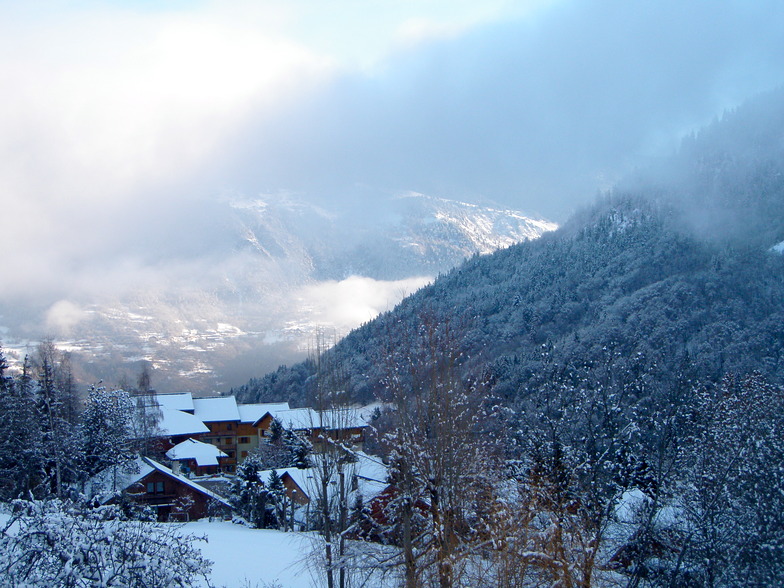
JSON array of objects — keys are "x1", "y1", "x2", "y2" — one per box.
[{"x1": 2, "y1": 0, "x2": 784, "y2": 307}]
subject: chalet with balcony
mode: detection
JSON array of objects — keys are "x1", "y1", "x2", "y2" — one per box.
[
  {"x1": 193, "y1": 396, "x2": 241, "y2": 473},
  {"x1": 86, "y1": 456, "x2": 231, "y2": 522}
]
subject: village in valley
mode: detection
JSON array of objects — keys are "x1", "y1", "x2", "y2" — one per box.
[
  {"x1": 3, "y1": 1, "x2": 784, "y2": 586},
  {"x1": 86, "y1": 391, "x2": 388, "y2": 532}
]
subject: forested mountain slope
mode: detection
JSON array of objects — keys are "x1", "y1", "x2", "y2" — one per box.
[{"x1": 234, "y1": 88, "x2": 784, "y2": 409}]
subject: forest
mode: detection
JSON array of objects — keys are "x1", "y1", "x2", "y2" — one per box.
[
  {"x1": 229, "y1": 89, "x2": 784, "y2": 585},
  {"x1": 2, "y1": 90, "x2": 784, "y2": 586}
]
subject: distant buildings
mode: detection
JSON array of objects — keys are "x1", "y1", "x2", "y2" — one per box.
[{"x1": 140, "y1": 392, "x2": 369, "y2": 475}]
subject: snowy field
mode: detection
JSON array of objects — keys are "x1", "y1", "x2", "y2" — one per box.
[
  {"x1": 181, "y1": 521, "x2": 317, "y2": 587},
  {"x1": 0, "y1": 512, "x2": 397, "y2": 587},
  {"x1": 183, "y1": 520, "x2": 399, "y2": 588}
]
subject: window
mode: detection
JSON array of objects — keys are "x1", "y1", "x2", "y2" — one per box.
[
  {"x1": 225, "y1": 438, "x2": 233, "y2": 445},
  {"x1": 227, "y1": 423, "x2": 233, "y2": 430},
  {"x1": 146, "y1": 481, "x2": 165, "y2": 494},
  {"x1": 239, "y1": 436, "x2": 250, "y2": 444},
  {"x1": 227, "y1": 451, "x2": 235, "y2": 459},
  {"x1": 241, "y1": 451, "x2": 248, "y2": 458},
  {"x1": 225, "y1": 465, "x2": 234, "y2": 473}
]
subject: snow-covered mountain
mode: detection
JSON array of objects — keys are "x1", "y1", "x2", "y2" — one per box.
[
  {"x1": 0, "y1": 193, "x2": 555, "y2": 393},
  {"x1": 229, "y1": 192, "x2": 556, "y2": 281}
]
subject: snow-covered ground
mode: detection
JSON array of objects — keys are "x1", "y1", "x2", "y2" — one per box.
[
  {"x1": 181, "y1": 521, "x2": 316, "y2": 587},
  {"x1": 184, "y1": 520, "x2": 401, "y2": 588},
  {"x1": 0, "y1": 511, "x2": 396, "y2": 587}
]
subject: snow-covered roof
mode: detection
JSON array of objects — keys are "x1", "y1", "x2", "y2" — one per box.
[
  {"x1": 263, "y1": 408, "x2": 318, "y2": 430},
  {"x1": 238, "y1": 402, "x2": 290, "y2": 424},
  {"x1": 154, "y1": 392, "x2": 194, "y2": 412},
  {"x1": 258, "y1": 451, "x2": 389, "y2": 503},
  {"x1": 258, "y1": 467, "x2": 314, "y2": 497},
  {"x1": 166, "y1": 438, "x2": 228, "y2": 467},
  {"x1": 157, "y1": 407, "x2": 210, "y2": 437},
  {"x1": 87, "y1": 456, "x2": 232, "y2": 508},
  {"x1": 353, "y1": 451, "x2": 388, "y2": 485},
  {"x1": 263, "y1": 408, "x2": 367, "y2": 431},
  {"x1": 85, "y1": 456, "x2": 155, "y2": 502},
  {"x1": 193, "y1": 396, "x2": 240, "y2": 422},
  {"x1": 147, "y1": 457, "x2": 231, "y2": 507}
]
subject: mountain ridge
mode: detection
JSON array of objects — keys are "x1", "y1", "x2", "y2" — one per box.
[
  {"x1": 0, "y1": 193, "x2": 555, "y2": 393},
  {"x1": 233, "y1": 88, "x2": 784, "y2": 408}
]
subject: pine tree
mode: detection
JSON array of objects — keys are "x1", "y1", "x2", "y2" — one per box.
[
  {"x1": 0, "y1": 350, "x2": 45, "y2": 499},
  {"x1": 267, "y1": 469, "x2": 288, "y2": 529},
  {"x1": 230, "y1": 453, "x2": 272, "y2": 528},
  {"x1": 32, "y1": 341, "x2": 83, "y2": 497},
  {"x1": 79, "y1": 386, "x2": 135, "y2": 481}
]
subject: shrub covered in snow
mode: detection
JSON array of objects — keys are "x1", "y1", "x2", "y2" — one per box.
[{"x1": 0, "y1": 499, "x2": 212, "y2": 587}]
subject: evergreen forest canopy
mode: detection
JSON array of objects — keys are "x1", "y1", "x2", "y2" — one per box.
[
  {"x1": 234, "y1": 88, "x2": 784, "y2": 409},
  {"x1": 228, "y1": 89, "x2": 784, "y2": 585},
  {"x1": 2, "y1": 86, "x2": 782, "y2": 587}
]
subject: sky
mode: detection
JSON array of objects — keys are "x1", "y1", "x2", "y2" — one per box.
[{"x1": 2, "y1": 0, "x2": 784, "y2": 345}]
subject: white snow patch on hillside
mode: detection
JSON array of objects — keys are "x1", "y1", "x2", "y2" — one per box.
[
  {"x1": 181, "y1": 521, "x2": 315, "y2": 587},
  {"x1": 772, "y1": 241, "x2": 784, "y2": 254}
]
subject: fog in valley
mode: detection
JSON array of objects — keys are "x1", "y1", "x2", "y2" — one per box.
[{"x1": 2, "y1": 0, "x2": 784, "y2": 391}]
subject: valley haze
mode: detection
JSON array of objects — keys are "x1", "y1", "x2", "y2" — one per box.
[{"x1": 1, "y1": 0, "x2": 784, "y2": 392}]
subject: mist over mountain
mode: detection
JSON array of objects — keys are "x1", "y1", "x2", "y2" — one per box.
[
  {"x1": 0, "y1": 193, "x2": 554, "y2": 393},
  {"x1": 234, "y1": 87, "x2": 784, "y2": 407}
]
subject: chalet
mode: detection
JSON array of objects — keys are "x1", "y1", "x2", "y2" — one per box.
[
  {"x1": 255, "y1": 407, "x2": 368, "y2": 450},
  {"x1": 166, "y1": 437, "x2": 228, "y2": 477},
  {"x1": 192, "y1": 396, "x2": 241, "y2": 473},
  {"x1": 134, "y1": 392, "x2": 209, "y2": 452},
  {"x1": 143, "y1": 392, "x2": 370, "y2": 472},
  {"x1": 257, "y1": 467, "x2": 312, "y2": 507},
  {"x1": 257, "y1": 451, "x2": 389, "y2": 523},
  {"x1": 237, "y1": 402, "x2": 291, "y2": 462},
  {"x1": 86, "y1": 456, "x2": 232, "y2": 522},
  {"x1": 154, "y1": 408, "x2": 210, "y2": 448}
]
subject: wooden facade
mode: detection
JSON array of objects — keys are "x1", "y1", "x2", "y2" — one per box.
[
  {"x1": 98, "y1": 458, "x2": 232, "y2": 522},
  {"x1": 200, "y1": 420, "x2": 239, "y2": 473}
]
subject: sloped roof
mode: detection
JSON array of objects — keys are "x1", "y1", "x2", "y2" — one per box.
[
  {"x1": 258, "y1": 451, "x2": 389, "y2": 504},
  {"x1": 193, "y1": 396, "x2": 240, "y2": 422},
  {"x1": 257, "y1": 467, "x2": 315, "y2": 501},
  {"x1": 238, "y1": 402, "x2": 290, "y2": 424},
  {"x1": 86, "y1": 456, "x2": 231, "y2": 508},
  {"x1": 85, "y1": 456, "x2": 155, "y2": 502},
  {"x1": 157, "y1": 407, "x2": 210, "y2": 436},
  {"x1": 166, "y1": 438, "x2": 228, "y2": 467},
  {"x1": 261, "y1": 408, "x2": 318, "y2": 430},
  {"x1": 259, "y1": 407, "x2": 367, "y2": 431},
  {"x1": 154, "y1": 392, "x2": 194, "y2": 412}
]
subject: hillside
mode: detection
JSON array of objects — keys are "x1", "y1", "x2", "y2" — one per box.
[
  {"x1": 0, "y1": 193, "x2": 554, "y2": 393},
  {"x1": 234, "y1": 89, "x2": 784, "y2": 408}
]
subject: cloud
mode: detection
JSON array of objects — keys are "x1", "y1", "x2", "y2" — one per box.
[
  {"x1": 290, "y1": 275, "x2": 433, "y2": 336},
  {"x1": 45, "y1": 300, "x2": 87, "y2": 335},
  {"x1": 1, "y1": 0, "x2": 784, "y2": 343},
  {"x1": 221, "y1": 0, "x2": 784, "y2": 220}
]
